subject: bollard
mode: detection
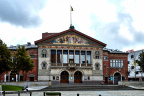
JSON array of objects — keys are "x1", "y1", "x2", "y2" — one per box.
[
  {"x1": 2, "y1": 91, "x2": 5, "y2": 96},
  {"x1": 18, "y1": 91, "x2": 20, "y2": 96},
  {"x1": 30, "y1": 91, "x2": 32, "y2": 96},
  {"x1": 44, "y1": 92, "x2": 45, "y2": 96},
  {"x1": 77, "y1": 93, "x2": 79, "y2": 96},
  {"x1": 59, "y1": 93, "x2": 61, "y2": 96}
]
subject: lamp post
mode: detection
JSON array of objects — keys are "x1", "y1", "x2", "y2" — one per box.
[
  {"x1": 48, "y1": 66, "x2": 51, "y2": 86},
  {"x1": 48, "y1": 68, "x2": 51, "y2": 81}
]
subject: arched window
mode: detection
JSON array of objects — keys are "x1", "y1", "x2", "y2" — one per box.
[
  {"x1": 95, "y1": 51, "x2": 100, "y2": 59},
  {"x1": 95, "y1": 63, "x2": 100, "y2": 70},
  {"x1": 42, "y1": 49, "x2": 47, "y2": 58},
  {"x1": 41, "y1": 61, "x2": 47, "y2": 69}
]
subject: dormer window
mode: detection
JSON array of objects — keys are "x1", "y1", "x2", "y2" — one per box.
[{"x1": 42, "y1": 49, "x2": 47, "y2": 58}]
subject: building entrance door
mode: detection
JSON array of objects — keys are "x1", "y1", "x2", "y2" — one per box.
[
  {"x1": 105, "y1": 77, "x2": 108, "y2": 84},
  {"x1": 74, "y1": 71, "x2": 82, "y2": 83},
  {"x1": 60, "y1": 71, "x2": 69, "y2": 83},
  {"x1": 114, "y1": 73, "x2": 121, "y2": 84},
  {"x1": 10, "y1": 71, "x2": 18, "y2": 82}
]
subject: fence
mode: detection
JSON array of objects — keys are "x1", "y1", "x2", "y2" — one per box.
[
  {"x1": 2, "y1": 91, "x2": 32, "y2": 96},
  {"x1": 2, "y1": 91, "x2": 102, "y2": 96}
]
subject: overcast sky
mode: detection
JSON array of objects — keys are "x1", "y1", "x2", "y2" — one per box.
[{"x1": 0, "y1": 0, "x2": 144, "y2": 52}]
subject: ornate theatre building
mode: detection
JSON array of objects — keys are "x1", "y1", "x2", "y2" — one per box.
[
  {"x1": 0, "y1": 26, "x2": 128, "y2": 84},
  {"x1": 35, "y1": 26, "x2": 128, "y2": 84}
]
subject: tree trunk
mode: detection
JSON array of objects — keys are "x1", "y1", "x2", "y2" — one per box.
[
  {"x1": 25, "y1": 72, "x2": 27, "y2": 81},
  {"x1": 22, "y1": 71, "x2": 24, "y2": 81},
  {"x1": 0, "y1": 74, "x2": 1, "y2": 82}
]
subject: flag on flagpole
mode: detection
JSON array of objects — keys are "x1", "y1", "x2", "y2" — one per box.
[
  {"x1": 71, "y1": 6, "x2": 74, "y2": 11},
  {"x1": 133, "y1": 62, "x2": 136, "y2": 67}
]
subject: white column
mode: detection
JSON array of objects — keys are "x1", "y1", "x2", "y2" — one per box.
[
  {"x1": 56, "y1": 49, "x2": 57, "y2": 65},
  {"x1": 80, "y1": 50, "x2": 81, "y2": 67},
  {"x1": 121, "y1": 74, "x2": 122, "y2": 81},
  {"x1": 91, "y1": 50, "x2": 93, "y2": 64},
  {"x1": 85, "y1": 51, "x2": 87, "y2": 66},
  {"x1": 68, "y1": 50, "x2": 69, "y2": 63},
  {"x1": 4, "y1": 74, "x2": 6, "y2": 82},
  {"x1": 74, "y1": 50, "x2": 75, "y2": 63},
  {"x1": 62, "y1": 49, "x2": 63, "y2": 66},
  {"x1": 16, "y1": 74, "x2": 18, "y2": 82}
]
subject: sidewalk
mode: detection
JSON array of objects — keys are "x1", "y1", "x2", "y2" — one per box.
[
  {"x1": 26, "y1": 85, "x2": 144, "y2": 91},
  {"x1": 27, "y1": 86, "x2": 47, "y2": 91},
  {"x1": 128, "y1": 85, "x2": 144, "y2": 90}
]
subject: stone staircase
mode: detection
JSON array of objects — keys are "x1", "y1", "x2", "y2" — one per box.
[{"x1": 40, "y1": 84, "x2": 136, "y2": 91}]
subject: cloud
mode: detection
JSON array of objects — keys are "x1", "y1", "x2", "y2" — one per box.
[
  {"x1": 0, "y1": 0, "x2": 47, "y2": 28},
  {"x1": 90, "y1": 10, "x2": 144, "y2": 51}
]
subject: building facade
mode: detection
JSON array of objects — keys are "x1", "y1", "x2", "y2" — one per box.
[
  {"x1": 0, "y1": 43, "x2": 38, "y2": 82},
  {"x1": 103, "y1": 48, "x2": 128, "y2": 84},
  {"x1": 35, "y1": 26, "x2": 128, "y2": 84},
  {"x1": 0, "y1": 26, "x2": 128, "y2": 84},
  {"x1": 127, "y1": 49, "x2": 144, "y2": 81}
]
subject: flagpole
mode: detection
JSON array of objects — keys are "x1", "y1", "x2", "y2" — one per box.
[{"x1": 70, "y1": 6, "x2": 72, "y2": 26}]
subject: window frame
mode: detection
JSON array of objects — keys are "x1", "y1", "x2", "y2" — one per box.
[{"x1": 42, "y1": 49, "x2": 47, "y2": 58}]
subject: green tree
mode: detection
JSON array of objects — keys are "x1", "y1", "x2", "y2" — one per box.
[
  {"x1": 0, "y1": 39, "x2": 12, "y2": 81},
  {"x1": 14, "y1": 46, "x2": 34, "y2": 81},
  {"x1": 137, "y1": 51, "x2": 144, "y2": 81},
  {"x1": 137, "y1": 51, "x2": 144, "y2": 72}
]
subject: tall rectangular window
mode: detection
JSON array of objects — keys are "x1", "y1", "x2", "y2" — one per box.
[
  {"x1": 110, "y1": 59, "x2": 124, "y2": 68},
  {"x1": 110, "y1": 60, "x2": 113, "y2": 67},
  {"x1": 81, "y1": 51, "x2": 85, "y2": 64},
  {"x1": 113, "y1": 60, "x2": 115, "y2": 67},
  {"x1": 51, "y1": 50, "x2": 56, "y2": 63},
  {"x1": 75, "y1": 51, "x2": 79, "y2": 63},
  {"x1": 87, "y1": 51, "x2": 91, "y2": 64},
  {"x1": 119, "y1": 60, "x2": 121, "y2": 67},
  {"x1": 116, "y1": 60, "x2": 118, "y2": 67},
  {"x1": 57, "y1": 50, "x2": 62, "y2": 63},
  {"x1": 63, "y1": 50, "x2": 68, "y2": 63},
  {"x1": 30, "y1": 54, "x2": 35, "y2": 58},
  {"x1": 69, "y1": 50, "x2": 74, "y2": 63},
  {"x1": 121, "y1": 60, "x2": 124, "y2": 67}
]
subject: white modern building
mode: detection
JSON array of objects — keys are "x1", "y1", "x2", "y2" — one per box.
[{"x1": 128, "y1": 49, "x2": 144, "y2": 81}]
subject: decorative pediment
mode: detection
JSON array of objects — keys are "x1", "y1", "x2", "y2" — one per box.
[
  {"x1": 52, "y1": 34, "x2": 90, "y2": 45},
  {"x1": 35, "y1": 28, "x2": 106, "y2": 47}
]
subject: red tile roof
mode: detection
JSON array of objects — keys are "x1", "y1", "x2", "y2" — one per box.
[
  {"x1": 42, "y1": 33, "x2": 58, "y2": 38},
  {"x1": 35, "y1": 29, "x2": 106, "y2": 47}
]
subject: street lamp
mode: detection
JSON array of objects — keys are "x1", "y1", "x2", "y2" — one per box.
[
  {"x1": 48, "y1": 66, "x2": 51, "y2": 87},
  {"x1": 48, "y1": 67, "x2": 51, "y2": 81}
]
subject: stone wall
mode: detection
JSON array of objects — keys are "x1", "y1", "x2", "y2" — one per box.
[{"x1": 118, "y1": 81, "x2": 144, "y2": 86}]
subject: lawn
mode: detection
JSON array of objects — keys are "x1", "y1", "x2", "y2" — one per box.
[{"x1": 2, "y1": 85, "x2": 24, "y2": 91}]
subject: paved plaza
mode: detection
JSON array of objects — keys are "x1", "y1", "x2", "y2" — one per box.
[
  {"x1": 2, "y1": 90, "x2": 144, "y2": 96},
  {"x1": 1, "y1": 85, "x2": 144, "y2": 96}
]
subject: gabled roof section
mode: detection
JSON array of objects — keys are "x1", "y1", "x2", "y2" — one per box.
[
  {"x1": 103, "y1": 48, "x2": 128, "y2": 54},
  {"x1": 35, "y1": 28, "x2": 106, "y2": 47},
  {"x1": 42, "y1": 33, "x2": 58, "y2": 38}
]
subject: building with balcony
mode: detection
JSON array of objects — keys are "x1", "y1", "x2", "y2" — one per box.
[
  {"x1": 35, "y1": 26, "x2": 128, "y2": 84},
  {"x1": 0, "y1": 26, "x2": 128, "y2": 84},
  {"x1": 127, "y1": 49, "x2": 144, "y2": 81}
]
